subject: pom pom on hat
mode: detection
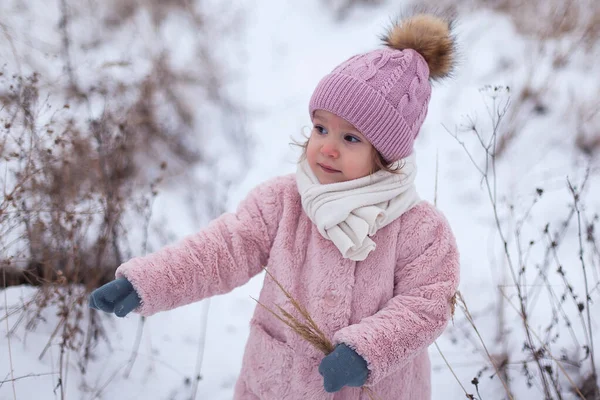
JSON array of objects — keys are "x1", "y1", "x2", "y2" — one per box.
[{"x1": 382, "y1": 13, "x2": 456, "y2": 81}]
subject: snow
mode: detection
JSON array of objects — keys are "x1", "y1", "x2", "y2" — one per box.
[{"x1": 1, "y1": 1, "x2": 599, "y2": 399}]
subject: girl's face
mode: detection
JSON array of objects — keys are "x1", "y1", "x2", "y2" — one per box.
[{"x1": 306, "y1": 109, "x2": 375, "y2": 184}]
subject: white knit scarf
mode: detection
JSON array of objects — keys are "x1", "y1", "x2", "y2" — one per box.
[{"x1": 296, "y1": 154, "x2": 421, "y2": 261}]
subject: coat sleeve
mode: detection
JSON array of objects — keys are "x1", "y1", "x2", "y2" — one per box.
[
  {"x1": 332, "y1": 204, "x2": 460, "y2": 386},
  {"x1": 115, "y1": 178, "x2": 285, "y2": 316}
]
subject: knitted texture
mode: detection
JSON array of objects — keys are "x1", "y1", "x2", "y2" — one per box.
[{"x1": 309, "y1": 48, "x2": 431, "y2": 162}]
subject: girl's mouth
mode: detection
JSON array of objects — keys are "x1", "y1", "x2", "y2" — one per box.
[{"x1": 318, "y1": 163, "x2": 340, "y2": 173}]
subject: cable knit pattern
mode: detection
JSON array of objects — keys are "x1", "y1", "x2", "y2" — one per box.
[
  {"x1": 309, "y1": 48, "x2": 431, "y2": 162},
  {"x1": 115, "y1": 175, "x2": 460, "y2": 399}
]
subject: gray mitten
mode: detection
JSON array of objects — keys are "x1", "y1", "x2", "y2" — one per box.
[
  {"x1": 89, "y1": 277, "x2": 140, "y2": 317},
  {"x1": 319, "y1": 343, "x2": 369, "y2": 393}
]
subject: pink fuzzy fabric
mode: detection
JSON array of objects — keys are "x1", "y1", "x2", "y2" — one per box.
[{"x1": 116, "y1": 174, "x2": 460, "y2": 400}]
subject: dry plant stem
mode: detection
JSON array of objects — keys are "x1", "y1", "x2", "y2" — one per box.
[
  {"x1": 63, "y1": 341, "x2": 70, "y2": 400},
  {"x1": 253, "y1": 269, "x2": 380, "y2": 400},
  {"x1": 456, "y1": 292, "x2": 514, "y2": 400},
  {"x1": 534, "y1": 255, "x2": 582, "y2": 347},
  {"x1": 58, "y1": 330, "x2": 66, "y2": 399},
  {"x1": 581, "y1": 213, "x2": 600, "y2": 287},
  {"x1": 434, "y1": 341, "x2": 471, "y2": 397},
  {"x1": 528, "y1": 205, "x2": 576, "y2": 309},
  {"x1": 123, "y1": 316, "x2": 145, "y2": 379},
  {"x1": 0, "y1": 23, "x2": 22, "y2": 76},
  {"x1": 568, "y1": 177, "x2": 598, "y2": 387},
  {"x1": 262, "y1": 268, "x2": 331, "y2": 349},
  {"x1": 448, "y1": 97, "x2": 553, "y2": 397},
  {"x1": 58, "y1": 0, "x2": 78, "y2": 92},
  {"x1": 528, "y1": 167, "x2": 590, "y2": 311},
  {"x1": 7, "y1": 303, "x2": 28, "y2": 336},
  {"x1": 3, "y1": 269, "x2": 17, "y2": 399},
  {"x1": 93, "y1": 363, "x2": 127, "y2": 398},
  {"x1": 431, "y1": 150, "x2": 472, "y2": 397},
  {"x1": 0, "y1": 372, "x2": 57, "y2": 385},
  {"x1": 188, "y1": 178, "x2": 234, "y2": 400},
  {"x1": 123, "y1": 188, "x2": 157, "y2": 379},
  {"x1": 190, "y1": 299, "x2": 211, "y2": 400},
  {"x1": 544, "y1": 229, "x2": 588, "y2": 341},
  {"x1": 251, "y1": 297, "x2": 334, "y2": 355},
  {"x1": 514, "y1": 209, "x2": 565, "y2": 400},
  {"x1": 499, "y1": 290, "x2": 587, "y2": 400},
  {"x1": 276, "y1": 305, "x2": 333, "y2": 354},
  {"x1": 39, "y1": 316, "x2": 66, "y2": 360}
]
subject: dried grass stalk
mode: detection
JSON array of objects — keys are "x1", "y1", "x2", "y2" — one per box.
[{"x1": 252, "y1": 267, "x2": 379, "y2": 400}]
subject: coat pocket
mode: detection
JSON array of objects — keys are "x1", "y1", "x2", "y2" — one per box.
[{"x1": 242, "y1": 322, "x2": 294, "y2": 399}]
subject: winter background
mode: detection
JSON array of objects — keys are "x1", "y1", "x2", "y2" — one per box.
[{"x1": 1, "y1": 0, "x2": 599, "y2": 399}]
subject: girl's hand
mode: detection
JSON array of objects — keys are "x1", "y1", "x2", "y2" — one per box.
[
  {"x1": 88, "y1": 277, "x2": 141, "y2": 317},
  {"x1": 318, "y1": 343, "x2": 369, "y2": 393}
]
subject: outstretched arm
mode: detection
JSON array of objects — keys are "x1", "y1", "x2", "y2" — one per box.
[{"x1": 115, "y1": 179, "x2": 284, "y2": 316}]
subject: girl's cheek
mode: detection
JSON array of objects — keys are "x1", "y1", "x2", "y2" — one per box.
[{"x1": 306, "y1": 143, "x2": 317, "y2": 163}]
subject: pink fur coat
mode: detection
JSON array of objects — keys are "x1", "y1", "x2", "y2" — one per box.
[{"x1": 116, "y1": 174, "x2": 460, "y2": 399}]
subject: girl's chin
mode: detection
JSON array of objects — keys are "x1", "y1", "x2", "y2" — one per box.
[{"x1": 315, "y1": 173, "x2": 344, "y2": 184}]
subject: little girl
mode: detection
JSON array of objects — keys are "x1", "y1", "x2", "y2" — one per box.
[{"x1": 90, "y1": 12, "x2": 460, "y2": 400}]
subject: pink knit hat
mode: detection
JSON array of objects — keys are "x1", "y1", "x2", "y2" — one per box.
[{"x1": 309, "y1": 14, "x2": 457, "y2": 162}]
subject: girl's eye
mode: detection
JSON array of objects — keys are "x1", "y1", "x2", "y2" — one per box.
[
  {"x1": 345, "y1": 135, "x2": 361, "y2": 143},
  {"x1": 315, "y1": 125, "x2": 327, "y2": 135}
]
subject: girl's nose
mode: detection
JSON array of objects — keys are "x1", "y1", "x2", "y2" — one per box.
[{"x1": 320, "y1": 141, "x2": 339, "y2": 158}]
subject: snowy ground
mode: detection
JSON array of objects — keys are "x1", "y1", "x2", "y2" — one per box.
[{"x1": 2, "y1": 1, "x2": 599, "y2": 399}]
